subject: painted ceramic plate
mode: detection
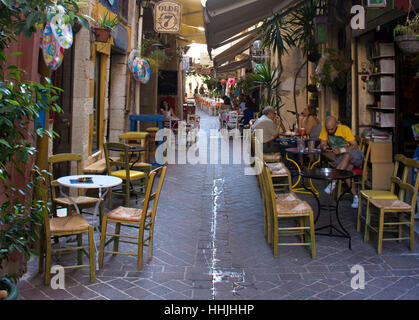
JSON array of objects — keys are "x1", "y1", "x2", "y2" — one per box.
[
  {"x1": 42, "y1": 23, "x2": 65, "y2": 71},
  {"x1": 51, "y1": 19, "x2": 73, "y2": 49},
  {"x1": 128, "y1": 49, "x2": 140, "y2": 72},
  {"x1": 132, "y1": 57, "x2": 151, "y2": 84}
]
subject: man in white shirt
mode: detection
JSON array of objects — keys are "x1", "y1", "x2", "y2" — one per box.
[{"x1": 251, "y1": 106, "x2": 281, "y2": 153}]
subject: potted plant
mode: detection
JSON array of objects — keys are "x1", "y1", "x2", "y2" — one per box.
[
  {"x1": 93, "y1": 11, "x2": 118, "y2": 42},
  {"x1": 0, "y1": 0, "x2": 90, "y2": 299},
  {"x1": 0, "y1": 55, "x2": 62, "y2": 299},
  {"x1": 394, "y1": 14, "x2": 419, "y2": 55}
]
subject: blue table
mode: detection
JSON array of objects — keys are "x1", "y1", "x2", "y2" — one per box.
[
  {"x1": 129, "y1": 114, "x2": 165, "y2": 132},
  {"x1": 129, "y1": 114, "x2": 165, "y2": 165}
]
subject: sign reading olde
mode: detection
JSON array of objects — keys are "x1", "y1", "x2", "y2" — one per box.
[{"x1": 154, "y1": 1, "x2": 182, "y2": 34}]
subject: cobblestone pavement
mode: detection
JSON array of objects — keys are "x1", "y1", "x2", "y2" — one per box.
[{"x1": 19, "y1": 109, "x2": 419, "y2": 300}]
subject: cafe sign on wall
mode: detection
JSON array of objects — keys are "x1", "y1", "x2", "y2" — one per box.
[{"x1": 154, "y1": 1, "x2": 182, "y2": 34}]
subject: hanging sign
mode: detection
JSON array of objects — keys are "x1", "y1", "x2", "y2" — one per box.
[{"x1": 154, "y1": 0, "x2": 182, "y2": 33}]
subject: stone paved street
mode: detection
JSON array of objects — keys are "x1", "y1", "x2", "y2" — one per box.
[{"x1": 19, "y1": 110, "x2": 419, "y2": 300}]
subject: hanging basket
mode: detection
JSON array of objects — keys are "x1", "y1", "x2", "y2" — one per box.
[
  {"x1": 92, "y1": 26, "x2": 111, "y2": 42},
  {"x1": 395, "y1": 35, "x2": 419, "y2": 55}
]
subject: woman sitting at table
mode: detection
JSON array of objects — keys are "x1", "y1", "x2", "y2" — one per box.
[
  {"x1": 299, "y1": 105, "x2": 321, "y2": 139},
  {"x1": 218, "y1": 96, "x2": 232, "y2": 129},
  {"x1": 160, "y1": 99, "x2": 176, "y2": 120},
  {"x1": 242, "y1": 96, "x2": 256, "y2": 126}
]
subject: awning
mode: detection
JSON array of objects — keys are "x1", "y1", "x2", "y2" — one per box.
[
  {"x1": 216, "y1": 58, "x2": 252, "y2": 74},
  {"x1": 203, "y1": 0, "x2": 309, "y2": 55},
  {"x1": 178, "y1": 0, "x2": 206, "y2": 44},
  {"x1": 213, "y1": 32, "x2": 258, "y2": 68}
]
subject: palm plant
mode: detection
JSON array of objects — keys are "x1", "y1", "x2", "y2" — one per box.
[{"x1": 249, "y1": 62, "x2": 286, "y2": 131}]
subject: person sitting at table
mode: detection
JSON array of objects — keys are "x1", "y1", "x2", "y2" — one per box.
[
  {"x1": 299, "y1": 105, "x2": 321, "y2": 140},
  {"x1": 160, "y1": 99, "x2": 176, "y2": 120},
  {"x1": 319, "y1": 116, "x2": 363, "y2": 208},
  {"x1": 251, "y1": 106, "x2": 281, "y2": 153},
  {"x1": 218, "y1": 96, "x2": 232, "y2": 130},
  {"x1": 242, "y1": 96, "x2": 256, "y2": 126}
]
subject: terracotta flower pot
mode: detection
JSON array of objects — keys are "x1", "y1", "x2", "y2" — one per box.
[{"x1": 93, "y1": 26, "x2": 111, "y2": 42}]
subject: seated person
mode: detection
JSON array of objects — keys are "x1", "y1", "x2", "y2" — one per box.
[
  {"x1": 242, "y1": 96, "x2": 256, "y2": 126},
  {"x1": 218, "y1": 96, "x2": 232, "y2": 129},
  {"x1": 160, "y1": 99, "x2": 177, "y2": 120},
  {"x1": 160, "y1": 99, "x2": 178, "y2": 130},
  {"x1": 319, "y1": 116, "x2": 364, "y2": 208},
  {"x1": 299, "y1": 105, "x2": 321, "y2": 140},
  {"x1": 251, "y1": 106, "x2": 281, "y2": 153}
]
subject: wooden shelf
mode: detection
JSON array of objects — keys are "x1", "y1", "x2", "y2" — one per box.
[
  {"x1": 370, "y1": 73, "x2": 395, "y2": 76},
  {"x1": 367, "y1": 106, "x2": 395, "y2": 112},
  {"x1": 368, "y1": 90, "x2": 396, "y2": 93},
  {"x1": 369, "y1": 55, "x2": 395, "y2": 60}
]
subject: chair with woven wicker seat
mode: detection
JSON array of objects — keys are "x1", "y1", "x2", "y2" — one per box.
[
  {"x1": 99, "y1": 165, "x2": 167, "y2": 270},
  {"x1": 38, "y1": 206, "x2": 95, "y2": 285},
  {"x1": 48, "y1": 153, "x2": 104, "y2": 224},
  {"x1": 357, "y1": 154, "x2": 406, "y2": 242},
  {"x1": 263, "y1": 163, "x2": 316, "y2": 258},
  {"x1": 104, "y1": 142, "x2": 147, "y2": 208},
  {"x1": 266, "y1": 162, "x2": 292, "y2": 193},
  {"x1": 146, "y1": 127, "x2": 159, "y2": 152},
  {"x1": 362, "y1": 157, "x2": 419, "y2": 254},
  {"x1": 119, "y1": 131, "x2": 153, "y2": 181},
  {"x1": 336, "y1": 137, "x2": 372, "y2": 199}
]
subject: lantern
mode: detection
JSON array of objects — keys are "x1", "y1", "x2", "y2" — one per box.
[
  {"x1": 220, "y1": 79, "x2": 227, "y2": 85},
  {"x1": 228, "y1": 78, "x2": 235, "y2": 85}
]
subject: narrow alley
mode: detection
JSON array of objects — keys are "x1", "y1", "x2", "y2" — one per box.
[{"x1": 18, "y1": 111, "x2": 419, "y2": 300}]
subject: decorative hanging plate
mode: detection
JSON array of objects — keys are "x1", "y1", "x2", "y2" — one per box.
[
  {"x1": 42, "y1": 23, "x2": 65, "y2": 71},
  {"x1": 128, "y1": 49, "x2": 140, "y2": 72},
  {"x1": 132, "y1": 57, "x2": 151, "y2": 84}
]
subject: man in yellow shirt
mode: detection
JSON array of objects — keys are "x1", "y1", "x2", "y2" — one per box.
[{"x1": 319, "y1": 116, "x2": 363, "y2": 208}]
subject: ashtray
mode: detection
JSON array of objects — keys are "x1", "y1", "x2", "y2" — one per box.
[{"x1": 77, "y1": 177, "x2": 93, "y2": 183}]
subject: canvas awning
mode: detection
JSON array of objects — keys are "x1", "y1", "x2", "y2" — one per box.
[
  {"x1": 178, "y1": 0, "x2": 206, "y2": 44},
  {"x1": 213, "y1": 32, "x2": 258, "y2": 68},
  {"x1": 203, "y1": 0, "x2": 309, "y2": 55},
  {"x1": 215, "y1": 58, "x2": 252, "y2": 74}
]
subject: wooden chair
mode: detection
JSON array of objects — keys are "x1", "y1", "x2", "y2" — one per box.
[
  {"x1": 266, "y1": 162, "x2": 292, "y2": 193},
  {"x1": 263, "y1": 163, "x2": 316, "y2": 258},
  {"x1": 362, "y1": 157, "x2": 419, "y2": 254},
  {"x1": 119, "y1": 131, "x2": 149, "y2": 163},
  {"x1": 104, "y1": 142, "x2": 147, "y2": 208},
  {"x1": 146, "y1": 127, "x2": 159, "y2": 152},
  {"x1": 99, "y1": 165, "x2": 167, "y2": 270},
  {"x1": 48, "y1": 153, "x2": 104, "y2": 224},
  {"x1": 38, "y1": 204, "x2": 95, "y2": 285},
  {"x1": 119, "y1": 132, "x2": 153, "y2": 178},
  {"x1": 336, "y1": 137, "x2": 372, "y2": 198},
  {"x1": 357, "y1": 154, "x2": 405, "y2": 241}
]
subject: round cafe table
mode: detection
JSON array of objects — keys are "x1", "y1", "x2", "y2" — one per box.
[
  {"x1": 300, "y1": 168, "x2": 354, "y2": 249},
  {"x1": 285, "y1": 147, "x2": 323, "y2": 196}
]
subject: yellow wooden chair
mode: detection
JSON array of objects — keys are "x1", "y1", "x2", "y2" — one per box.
[
  {"x1": 104, "y1": 142, "x2": 147, "y2": 208},
  {"x1": 119, "y1": 131, "x2": 153, "y2": 178},
  {"x1": 99, "y1": 165, "x2": 167, "y2": 270},
  {"x1": 366, "y1": 157, "x2": 419, "y2": 254},
  {"x1": 264, "y1": 163, "x2": 316, "y2": 258},
  {"x1": 38, "y1": 205, "x2": 95, "y2": 285},
  {"x1": 357, "y1": 154, "x2": 405, "y2": 241},
  {"x1": 48, "y1": 153, "x2": 104, "y2": 224},
  {"x1": 119, "y1": 131, "x2": 149, "y2": 163},
  {"x1": 146, "y1": 127, "x2": 160, "y2": 152}
]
